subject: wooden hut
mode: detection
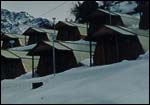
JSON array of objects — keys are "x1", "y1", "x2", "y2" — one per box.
[
  {"x1": 55, "y1": 21, "x2": 87, "y2": 41},
  {"x1": 27, "y1": 41, "x2": 77, "y2": 76},
  {"x1": 87, "y1": 9, "x2": 125, "y2": 35},
  {"x1": 1, "y1": 33, "x2": 28, "y2": 49},
  {"x1": 86, "y1": 25, "x2": 145, "y2": 65},
  {"x1": 23, "y1": 27, "x2": 58, "y2": 45},
  {"x1": 1, "y1": 50, "x2": 26, "y2": 80}
]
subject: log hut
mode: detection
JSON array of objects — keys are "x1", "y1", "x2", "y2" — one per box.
[
  {"x1": 23, "y1": 27, "x2": 58, "y2": 45},
  {"x1": 55, "y1": 21, "x2": 87, "y2": 41},
  {"x1": 86, "y1": 25, "x2": 145, "y2": 65},
  {"x1": 1, "y1": 50, "x2": 26, "y2": 80},
  {"x1": 27, "y1": 41, "x2": 77, "y2": 76}
]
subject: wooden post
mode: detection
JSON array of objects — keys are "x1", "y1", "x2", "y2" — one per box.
[{"x1": 32, "y1": 56, "x2": 34, "y2": 78}]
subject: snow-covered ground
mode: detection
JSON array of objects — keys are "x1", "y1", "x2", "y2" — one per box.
[{"x1": 1, "y1": 52, "x2": 149, "y2": 104}]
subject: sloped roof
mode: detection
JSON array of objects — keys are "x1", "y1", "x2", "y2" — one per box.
[
  {"x1": 55, "y1": 21, "x2": 75, "y2": 28},
  {"x1": 1, "y1": 50, "x2": 40, "y2": 72},
  {"x1": 23, "y1": 27, "x2": 58, "y2": 36},
  {"x1": 28, "y1": 41, "x2": 72, "y2": 55},
  {"x1": 1, "y1": 50, "x2": 20, "y2": 59},
  {"x1": 1, "y1": 33, "x2": 29, "y2": 40},
  {"x1": 105, "y1": 25, "x2": 135, "y2": 36},
  {"x1": 10, "y1": 44, "x2": 37, "y2": 51},
  {"x1": 86, "y1": 25, "x2": 137, "y2": 41},
  {"x1": 58, "y1": 40, "x2": 96, "y2": 53},
  {"x1": 98, "y1": 9, "x2": 117, "y2": 16},
  {"x1": 44, "y1": 41, "x2": 71, "y2": 51},
  {"x1": 28, "y1": 40, "x2": 96, "y2": 54},
  {"x1": 8, "y1": 50, "x2": 39, "y2": 59},
  {"x1": 118, "y1": 26, "x2": 149, "y2": 37}
]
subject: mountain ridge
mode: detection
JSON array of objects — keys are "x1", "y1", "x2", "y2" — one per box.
[{"x1": 1, "y1": 8, "x2": 53, "y2": 34}]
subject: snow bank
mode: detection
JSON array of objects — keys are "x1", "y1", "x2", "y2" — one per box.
[
  {"x1": 1, "y1": 52, "x2": 149, "y2": 104},
  {"x1": 80, "y1": 58, "x2": 93, "y2": 66}
]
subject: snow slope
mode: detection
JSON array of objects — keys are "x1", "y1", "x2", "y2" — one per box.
[{"x1": 1, "y1": 52, "x2": 149, "y2": 104}]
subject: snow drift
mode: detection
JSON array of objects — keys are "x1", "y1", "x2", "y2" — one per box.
[{"x1": 1, "y1": 52, "x2": 149, "y2": 104}]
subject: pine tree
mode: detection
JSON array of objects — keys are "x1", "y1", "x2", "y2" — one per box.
[{"x1": 71, "y1": 1, "x2": 98, "y2": 23}]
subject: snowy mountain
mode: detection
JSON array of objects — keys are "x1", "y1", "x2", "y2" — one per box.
[
  {"x1": 99, "y1": 1, "x2": 138, "y2": 14},
  {"x1": 1, "y1": 52, "x2": 149, "y2": 104},
  {"x1": 1, "y1": 9, "x2": 53, "y2": 34}
]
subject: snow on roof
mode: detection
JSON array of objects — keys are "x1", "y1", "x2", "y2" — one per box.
[
  {"x1": 58, "y1": 40, "x2": 96, "y2": 63},
  {"x1": 6, "y1": 50, "x2": 39, "y2": 59},
  {"x1": 65, "y1": 39, "x2": 96, "y2": 45},
  {"x1": 1, "y1": 50, "x2": 20, "y2": 59},
  {"x1": 2, "y1": 33, "x2": 29, "y2": 39},
  {"x1": 105, "y1": 25, "x2": 136, "y2": 36},
  {"x1": 10, "y1": 44, "x2": 37, "y2": 51},
  {"x1": 106, "y1": 25, "x2": 149, "y2": 38},
  {"x1": 27, "y1": 41, "x2": 72, "y2": 56},
  {"x1": 44, "y1": 41, "x2": 71, "y2": 51},
  {"x1": 59, "y1": 40, "x2": 96, "y2": 52},
  {"x1": 6, "y1": 50, "x2": 40, "y2": 72},
  {"x1": 98, "y1": 9, "x2": 117, "y2": 16},
  {"x1": 128, "y1": 28, "x2": 149, "y2": 37}
]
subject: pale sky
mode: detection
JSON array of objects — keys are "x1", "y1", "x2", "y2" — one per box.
[{"x1": 1, "y1": 1, "x2": 79, "y2": 22}]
